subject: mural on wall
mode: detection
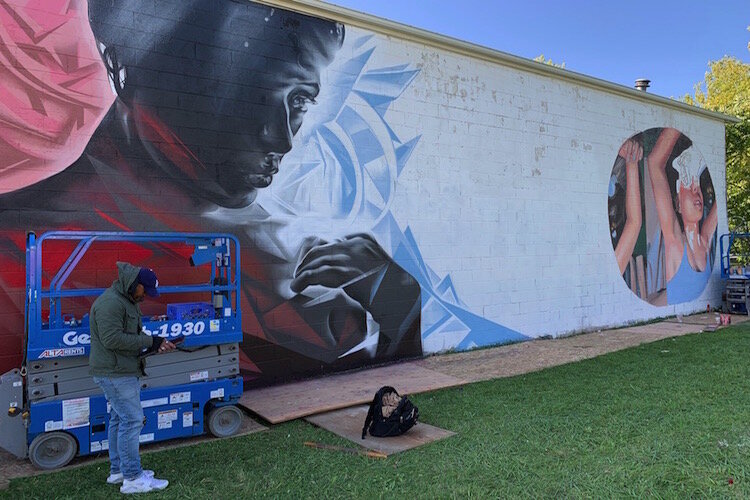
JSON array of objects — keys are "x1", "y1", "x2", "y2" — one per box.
[
  {"x1": 608, "y1": 128, "x2": 717, "y2": 305},
  {"x1": 258, "y1": 31, "x2": 527, "y2": 354},
  {"x1": 0, "y1": 0, "x2": 526, "y2": 382}
]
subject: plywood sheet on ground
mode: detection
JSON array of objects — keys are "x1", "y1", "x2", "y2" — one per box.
[
  {"x1": 305, "y1": 405, "x2": 455, "y2": 456},
  {"x1": 239, "y1": 363, "x2": 465, "y2": 424}
]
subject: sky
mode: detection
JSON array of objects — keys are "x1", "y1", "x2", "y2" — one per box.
[{"x1": 324, "y1": 0, "x2": 750, "y2": 100}]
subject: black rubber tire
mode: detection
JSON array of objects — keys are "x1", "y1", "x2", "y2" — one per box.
[
  {"x1": 207, "y1": 405, "x2": 243, "y2": 438},
  {"x1": 28, "y1": 432, "x2": 77, "y2": 470}
]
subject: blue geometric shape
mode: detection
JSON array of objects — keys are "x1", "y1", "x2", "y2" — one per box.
[
  {"x1": 435, "y1": 274, "x2": 460, "y2": 305},
  {"x1": 317, "y1": 125, "x2": 357, "y2": 214},
  {"x1": 335, "y1": 105, "x2": 385, "y2": 167},
  {"x1": 406, "y1": 227, "x2": 434, "y2": 276},
  {"x1": 351, "y1": 128, "x2": 384, "y2": 166},
  {"x1": 392, "y1": 226, "x2": 528, "y2": 349},
  {"x1": 364, "y1": 157, "x2": 390, "y2": 202},
  {"x1": 447, "y1": 302, "x2": 527, "y2": 348},
  {"x1": 368, "y1": 64, "x2": 411, "y2": 73},
  {"x1": 395, "y1": 135, "x2": 420, "y2": 176},
  {"x1": 293, "y1": 161, "x2": 322, "y2": 181},
  {"x1": 422, "y1": 313, "x2": 471, "y2": 350},
  {"x1": 354, "y1": 91, "x2": 396, "y2": 118},
  {"x1": 364, "y1": 200, "x2": 384, "y2": 220},
  {"x1": 396, "y1": 227, "x2": 431, "y2": 286},
  {"x1": 336, "y1": 105, "x2": 368, "y2": 135},
  {"x1": 382, "y1": 119, "x2": 402, "y2": 144},
  {"x1": 353, "y1": 68, "x2": 419, "y2": 117},
  {"x1": 353, "y1": 35, "x2": 374, "y2": 50},
  {"x1": 307, "y1": 48, "x2": 375, "y2": 131},
  {"x1": 356, "y1": 68, "x2": 420, "y2": 99},
  {"x1": 420, "y1": 296, "x2": 452, "y2": 336},
  {"x1": 273, "y1": 160, "x2": 323, "y2": 212}
]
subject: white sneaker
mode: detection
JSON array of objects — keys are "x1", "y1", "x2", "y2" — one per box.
[
  {"x1": 119, "y1": 472, "x2": 168, "y2": 494},
  {"x1": 107, "y1": 469, "x2": 154, "y2": 485}
]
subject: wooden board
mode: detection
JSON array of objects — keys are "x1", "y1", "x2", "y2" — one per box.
[
  {"x1": 239, "y1": 362, "x2": 465, "y2": 424},
  {"x1": 305, "y1": 405, "x2": 455, "y2": 456}
]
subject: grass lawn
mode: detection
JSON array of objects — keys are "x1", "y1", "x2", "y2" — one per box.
[{"x1": 5, "y1": 323, "x2": 750, "y2": 498}]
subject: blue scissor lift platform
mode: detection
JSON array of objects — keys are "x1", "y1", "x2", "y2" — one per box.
[
  {"x1": 720, "y1": 233, "x2": 750, "y2": 314},
  {"x1": 0, "y1": 231, "x2": 244, "y2": 469}
]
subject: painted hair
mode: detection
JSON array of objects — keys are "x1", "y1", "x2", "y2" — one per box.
[{"x1": 87, "y1": 0, "x2": 344, "y2": 99}]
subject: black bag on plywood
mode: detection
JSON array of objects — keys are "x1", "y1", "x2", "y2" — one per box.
[{"x1": 361, "y1": 386, "x2": 419, "y2": 439}]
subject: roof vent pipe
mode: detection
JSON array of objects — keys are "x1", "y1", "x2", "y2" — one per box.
[{"x1": 634, "y1": 78, "x2": 651, "y2": 91}]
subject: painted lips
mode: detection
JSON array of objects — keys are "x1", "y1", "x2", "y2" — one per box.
[{"x1": 242, "y1": 154, "x2": 281, "y2": 188}]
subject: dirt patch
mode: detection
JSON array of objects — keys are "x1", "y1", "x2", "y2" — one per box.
[{"x1": 416, "y1": 313, "x2": 749, "y2": 383}]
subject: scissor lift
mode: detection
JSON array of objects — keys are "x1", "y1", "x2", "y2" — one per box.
[
  {"x1": 720, "y1": 233, "x2": 750, "y2": 314},
  {"x1": 0, "y1": 231, "x2": 244, "y2": 469}
]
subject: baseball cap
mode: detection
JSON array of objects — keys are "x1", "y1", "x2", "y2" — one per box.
[{"x1": 137, "y1": 268, "x2": 160, "y2": 297}]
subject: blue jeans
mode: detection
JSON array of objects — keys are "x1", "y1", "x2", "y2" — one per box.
[{"x1": 93, "y1": 376, "x2": 144, "y2": 480}]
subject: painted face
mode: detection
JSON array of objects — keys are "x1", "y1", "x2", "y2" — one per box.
[
  {"x1": 678, "y1": 179, "x2": 704, "y2": 224},
  {"x1": 672, "y1": 147, "x2": 706, "y2": 225},
  {"x1": 116, "y1": 5, "x2": 343, "y2": 208},
  {"x1": 206, "y1": 58, "x2": 324, "y2": 196}
]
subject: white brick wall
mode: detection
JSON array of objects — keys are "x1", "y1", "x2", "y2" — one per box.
[{"x1": 352, "y1": 28, "x2": 727, "y2": 340}]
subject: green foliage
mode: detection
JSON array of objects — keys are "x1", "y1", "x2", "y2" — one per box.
[
  {"x1": 533, "y1": 54, "x2": 565, "y2": 69},
  {"x1": 7, "y1": 324, "x2": 750, "y2": 498},
  {"x1": 683, "y1": 28, "x2": 750, "y2": 233}
]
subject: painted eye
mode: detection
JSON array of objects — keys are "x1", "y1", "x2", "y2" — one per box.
[{"x1": 289, "y1": 92, "x2": 316, "y2": 112}]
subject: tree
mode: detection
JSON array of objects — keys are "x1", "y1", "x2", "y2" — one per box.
[
  {"x1": 533, "y1": 54, "x2": 565, "y2": 69},
  {"x1": 683, "y1": 31, "x2": 750, "y2": 237}
]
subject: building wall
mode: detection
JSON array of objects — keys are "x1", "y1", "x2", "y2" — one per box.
[
  {"x1": 369, "y1": 40, "x2": 726, "y2": 339},
  {"x1": 0, "y1": 0, "x2": 727, "y2": 382}
]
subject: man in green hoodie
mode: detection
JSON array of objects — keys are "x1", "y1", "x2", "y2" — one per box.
[{"x1": 89, "y1": 262, "x2": 176, "y2": 494}]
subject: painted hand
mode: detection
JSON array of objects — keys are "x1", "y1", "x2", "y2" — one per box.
[
  {"x1": 291, "y1": 233, "x2": 407, "y2": 308},
  {"x1": 619, "y1": 139, "x2": 643, "y2": 170}
]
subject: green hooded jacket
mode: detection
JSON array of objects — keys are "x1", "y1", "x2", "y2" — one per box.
[{"x1": 89, "y1": 262, "x2": 156, "y2": 377}]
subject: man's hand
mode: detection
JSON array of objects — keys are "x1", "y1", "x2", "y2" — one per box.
[
  {"x1": 158, "y1": 340, "x2": 177, "y2": 353},
  {"x1": 150, "y1": 336, "x2": 177, "y2": 355}
]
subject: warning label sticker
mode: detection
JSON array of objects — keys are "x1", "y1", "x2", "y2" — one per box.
[
  {"x1": 190, "y1": 370, "x2": 208, "y2": 382},
  {"x1": 45, "y1": 420, "x2": 63, "y2": 432},
  {"x1": 158, "y1": 409, "x2": 178, "y2": 429},
  {"x1": 183, "y1": 412, "x2": 193, "y2": 428},
  {"x1": 141, "y1": 397, "x2": 169, "y2": 409},
  {"x1": 210, "y1": 388, "x2": 224, "y2": 399},
  {"x1": 169, "y1": 391, "x2": 190, "y2": 404},
  {"x1": 62, "y1": 397, "x2": 90, "y2": 429}
]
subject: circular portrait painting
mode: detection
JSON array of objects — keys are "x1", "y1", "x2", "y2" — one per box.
[{"x1": 608, "y1": 127, "x2": 717, "y2": 306}]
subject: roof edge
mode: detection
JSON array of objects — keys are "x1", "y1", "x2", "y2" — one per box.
[{"x1": 255, "y1": 0, "x2": 741, "y2": 124}]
